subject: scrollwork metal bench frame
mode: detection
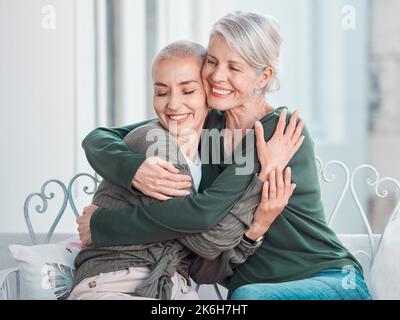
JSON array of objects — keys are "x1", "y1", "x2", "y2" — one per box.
[{"x1": 1, "y1": 157, "x2": 399, "y2": 300}]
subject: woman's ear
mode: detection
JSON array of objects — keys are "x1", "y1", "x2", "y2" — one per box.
[{"x1": 258, "y1": 67, "x2": 273, "y2": 91}]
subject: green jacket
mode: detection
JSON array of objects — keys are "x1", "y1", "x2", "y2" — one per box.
[
  {"x1": 83, "y1": 107, "x2": 362, "y2": 293},
  {"x1": 74, "y1": 121, "x2": 262, "y2": 299}
]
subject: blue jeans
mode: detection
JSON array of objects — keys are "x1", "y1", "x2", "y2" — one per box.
[{"x1": 229, "y1": 268, "x2": 372, "y2": 300}]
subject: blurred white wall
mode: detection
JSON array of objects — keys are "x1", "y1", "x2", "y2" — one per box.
[
  {"x1": 0, "y1": 0, "x2": 95, "y2": 233},
  {"x1": 0, "y1": 0, "x2": 378, "y2": 235},
  {"x1": 369, "y1": 0, "x2": 400, "y2": 232}
]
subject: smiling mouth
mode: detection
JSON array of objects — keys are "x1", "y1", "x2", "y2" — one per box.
[
  {"x1": 167, "y1": 114, "x2": 191, "y2": 122},
  {"x1": 211, "y1": 85, "x2": 233, "y2": 97}
]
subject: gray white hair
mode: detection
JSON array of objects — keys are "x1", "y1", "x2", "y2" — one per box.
[
  {"x1": 211, "y1": 11, "x2": 282, "y2": 93},
  {"x1": 152, "y1": 40, "x2": 207, "y2": 72}
]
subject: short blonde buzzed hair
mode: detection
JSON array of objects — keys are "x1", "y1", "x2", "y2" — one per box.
[{"x1": 152, "y1": 40, "x2": 207, "y2": 73}]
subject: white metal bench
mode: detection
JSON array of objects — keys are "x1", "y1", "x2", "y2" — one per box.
[{"x1": 1, "y1": 157, "x2": 399, "y2": 300}]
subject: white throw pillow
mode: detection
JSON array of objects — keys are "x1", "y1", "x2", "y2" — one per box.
[
  {"x1": 368, "y1": 217, "x2": 400, "y2": 300},
  {"x1": 9, "y1": 236, "x2": 82, "y2": 300}
]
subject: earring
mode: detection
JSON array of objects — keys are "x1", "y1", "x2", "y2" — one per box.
[{"x1": 254, "y1": 85, "x2": 262, "y2": 94}]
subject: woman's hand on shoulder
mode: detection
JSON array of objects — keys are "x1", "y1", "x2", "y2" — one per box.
[
  {"x1": 256, "y1": 109, "x2": 305, "y2": 182},
  {"x1": 132, "y1": 156, "x2": 193, "y2": 201}
]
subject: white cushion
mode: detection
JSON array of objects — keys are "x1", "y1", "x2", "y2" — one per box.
[
  {"x1": 368, "y1": 217, "x2": 400, "y2": 300},
  {"x1": 9, "y1": 236, "x2": 82, "y2": 300}
]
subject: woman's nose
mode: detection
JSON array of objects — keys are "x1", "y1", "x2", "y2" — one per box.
[
  {"x1": 210, "y1": 65, "x2": 228, "y2": 83},
  {"x1": 167, "y1": 93, "x2": 181, "y2": 111}
]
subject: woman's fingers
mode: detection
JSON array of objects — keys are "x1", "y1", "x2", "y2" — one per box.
[
  {"x1": 284, "y1": 167, "x2": 291, "y2": 199},
  {"x1": 156, "y1": 179, "x2": 192, "y2": 190},
  {"x1": 291, "y1": 183, "x2": 297, "y2": 195},
  {"x1": 276, "y1": 168, "x2": 284, "y2": 200},
  {"x1": 157, "y1": 167, "x2": 192, "y2": 183},
  {"x1": 152, "y1": 186, "x2": 191, "y2": 197},
  {"x1": 274, "y1": 109, "x2": 287, "y2": 137},
  {"x1": 291, "y1": 119, "x2": 305, "y2": 142},
  {"x1": 133, "y1": 156, "x2": 192, "y2": 197},
  {"x1": 148, "y1": 176, "x2": 192, "y2": 197},
  {"x1": 285, "y1": 110, "x2": 300, "y2": 137},
  {"x1": 255, "y1": 121, "x2": 266, "y2": 160},
  {"x1": 157, "y1": 161, "x2": 192, "y2": 182},
  {"x1": 81, "y1": 206, "x2": 88, "y2": 216},
  {"x1": 158, "y1": 161, "x2": 180, "y2": 174},
  {"x1": 291, "y1": 135, "x2": 305, "y2": 156},
  {"x1": 283, "y1": 167, "x2": 296, "y2": 200},
  {"x1": 284, "y1": 167, "x2": 291, "y2": 187},
  {"x1": 147, "y1": 192, "x2": 172, "y2": 201},
  {"x1": 268, "y1": 170, "x2": 277, "y2": 199},
  {"x1": 261, "y1": 181, "x2": 269, "y2": 202}
]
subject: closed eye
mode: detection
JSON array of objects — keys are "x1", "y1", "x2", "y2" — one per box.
[{"x1": 156, "y1": 92, "x2": 168, "y2": 97}]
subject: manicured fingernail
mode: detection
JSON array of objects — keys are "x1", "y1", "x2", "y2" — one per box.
[{"x1": 255, "y1": 121, "x2": 261, "y2": 128}]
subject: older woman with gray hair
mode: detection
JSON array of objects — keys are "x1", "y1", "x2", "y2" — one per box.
[{"x1": 77, "y1": 11, "x2": 371, "y2": 300}]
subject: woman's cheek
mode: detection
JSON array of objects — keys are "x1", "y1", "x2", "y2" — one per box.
[
  {"x1": 202, "y1": 68, "x2": 212, "y2": 83},
  {"x1": 187, "y1": 94, "x2": 202, "y2": 107},
  {"x1": 153, "y1": 97, "x2": 167, "y2": 111}
]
